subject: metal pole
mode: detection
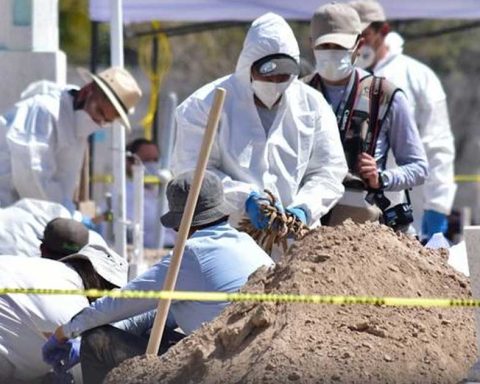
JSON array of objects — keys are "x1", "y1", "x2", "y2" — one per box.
[
  {"x1": 155, "y1": 92, "x2": 177, "y2": 249},
  {"x1": 110, "y1": 0, "x2": 127, "y2": 257},
  {"x1": 89, "y1": 21, "x2": 100, "y2": 200},
  {"x1": 129, "y1": 162, "x2": 144, "y2": 280}
]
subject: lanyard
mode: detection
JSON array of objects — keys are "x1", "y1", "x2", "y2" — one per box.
[{"x1": 319, "y1": 71, "x2": 359, "y2": 141}]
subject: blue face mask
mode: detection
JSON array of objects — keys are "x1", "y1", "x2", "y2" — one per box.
[{"x1": 143, "y1": 161, "x2": 159, "y2": 176}]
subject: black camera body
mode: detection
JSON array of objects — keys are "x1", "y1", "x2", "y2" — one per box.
[
  {"x1": 382, "y1": 202, "x2": 414, "y2": 232},
  {"x1": 367, "y1": 189, "x2": 414, "y2": 232}
]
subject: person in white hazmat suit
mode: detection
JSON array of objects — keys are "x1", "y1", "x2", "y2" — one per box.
[
  {"x1": 0, "y1": 67, "x2": 142, "y2": 212},
  {"x1": 0, "y1": 243, "x2": 127, "y2": 383},
  {"x1": 350, "y1": 0, "x2": 456, "y2": 242},
  {"x1": 173, "y1": 13, "x2": 348, "y2": 236},
  {"x1": 0, "y1": 198, "x2": 106, "y2": 257}
]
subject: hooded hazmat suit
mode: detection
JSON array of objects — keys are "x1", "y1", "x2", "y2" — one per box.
[
  {"x1": 0, "y1": 82, "x2": 100, "y2": 211},
  {"x1": 173, "y1": 13, "x2": 348, "y2": 226},
  {"x1": 373, "y1": 32, "x2": 456, "y2": 234}
]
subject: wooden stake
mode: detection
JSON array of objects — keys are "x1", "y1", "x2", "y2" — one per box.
[{"x1": 146, "y1": 87, "x2": 226, "y2": 355}]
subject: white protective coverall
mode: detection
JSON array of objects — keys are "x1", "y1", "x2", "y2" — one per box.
[
  {"x1": 373, "y1": 32, "x2": 456, "y2": 233},
  {"x1": 173, "y1": 13, "x2": 347, "y2": 226},
  {"x1": 0, "y1": 257, "x2": 88, "y2": 381},
  {"x1": 0, "y1": 198, "x2": 107, "y2": 257},
  {"x1": 0, "y1": 81, "x2": 100, "y2": 210}
]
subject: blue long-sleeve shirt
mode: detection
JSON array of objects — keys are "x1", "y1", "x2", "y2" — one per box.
[{"x1": 62, "y1": 222, "x2": 274, "y2": 337}]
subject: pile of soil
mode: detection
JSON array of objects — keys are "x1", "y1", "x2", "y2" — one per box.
[{"x1": 107, "y1": 221, "x2": 476, "y2": 384}]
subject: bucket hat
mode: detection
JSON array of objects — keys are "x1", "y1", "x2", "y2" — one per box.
[
  {"x1": 161, "y1": 171, "x2": 230, "y2": 229},
  {"x1": 60, "y1": 243, "x2": 128, "y2": 288}
]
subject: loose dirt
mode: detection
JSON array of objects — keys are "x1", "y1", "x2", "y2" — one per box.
[{"x1": 106, "y1": 221, "x2": 476, "y2": 384}]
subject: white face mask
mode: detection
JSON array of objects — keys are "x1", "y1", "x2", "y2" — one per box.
[
  {"x1": 251, "y1": 78, "x2": 293, "y2": 109},
  {"x1": 314, "y1": 49, "x2": 354, "y2": 82},
  {"x1": 356, "y1": 45, "x2": 376, "y2": 69},
  {"x1": 75, "y1": 110, "x2": 100, "y2": 138}
]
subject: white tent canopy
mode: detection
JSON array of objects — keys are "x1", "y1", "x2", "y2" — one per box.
[{"x1": 89, "y1": 0, "x2": 480, "y2": 23}]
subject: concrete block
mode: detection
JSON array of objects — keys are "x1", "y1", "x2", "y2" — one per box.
[
  {"x1": 0, "y1": 50, "x2": 66, "y2": 113},
  {"x1": 464, "y1": 226, "x2": 480, "y2": 381},
  {"x1": 0, "y1": 0, "x2": 59, "y2": 51}
]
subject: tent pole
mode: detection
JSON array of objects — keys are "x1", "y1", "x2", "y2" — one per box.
[{"x1": 110, "y1": 0, "x2": 128, "y2": 259}]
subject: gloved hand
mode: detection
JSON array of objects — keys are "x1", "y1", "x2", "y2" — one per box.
[
  {"x1": 245, "y1": 191, "x2": 284, "y2": 229},
  {"x1": 286, "y1": 207, "x2": 308, "y2": 225},
  {"x1": 81, "y1": 216, "x2": 100, "y2": 232},
  {"x1": 421, "y1": 210, "x2": 448, "y2": 241},
  {"x1": 43, "y1": 335, "x2": 81, "y2": 372}
]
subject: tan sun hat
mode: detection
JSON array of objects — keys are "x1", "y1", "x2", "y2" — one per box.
[
  {"x1": 349, "y1": 0, "x2": 387, "y2": 29},
  {"x1": 311, "y1": 3, "x2": 362, "y2": 49},
  {"x1": 78, "y1": 66, "x2": 142, "y2": 131}
]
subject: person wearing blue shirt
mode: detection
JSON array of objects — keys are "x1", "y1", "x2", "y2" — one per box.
[{"x1": 42, "y1": 170, "x2": 274, "y2": 383}]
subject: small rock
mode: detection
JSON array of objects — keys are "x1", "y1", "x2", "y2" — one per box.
[
  {"x1": 342, "y1": 351, "x2": 352, "y2": 359},
  {"x1": 384, "y1": 354, "x2": 393, "y2": 362},
  {"x1": 387, "y1": 265, "x2": 399, "y2": 272},
  {"x1": 265, "y1": 363, "x2": 276, "y2": 371},
  {"x1": 288, "y1": 372, "x2": 300, "y2": 381},
  {"x1": 331, "y1": 374, "x2": 341, "y2": 381}
]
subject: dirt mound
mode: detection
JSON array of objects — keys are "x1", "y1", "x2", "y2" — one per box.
[{"x1": 106, "y1": 221, "x2": 476, "y2": 384}]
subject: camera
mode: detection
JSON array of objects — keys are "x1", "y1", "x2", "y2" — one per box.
[
  {"x1": 367, "y1": 190, "x2": 413, "y2": 232},
  {"x1": 382, "y1": 202, "x2": 413, "y2": 232}
]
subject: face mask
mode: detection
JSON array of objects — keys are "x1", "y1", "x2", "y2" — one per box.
[
  {"x1": 143, "y1": 161, "x2": 159, "y2": 176},
  {"x1": 75, "y1": 110, "x2": 99, "y2": 138},
  {"x1": 100, "y1": 121, "x2": 113, "y2": 129},
  {"x1": 314, "y1": 49, "x2": 354, "y2": 82},
  {"x1": 356, "y1": 45, "x2": 376, "y2": 69},
  {"x1": 251, "y1": 78, "x2": 293, "y2": 109}
]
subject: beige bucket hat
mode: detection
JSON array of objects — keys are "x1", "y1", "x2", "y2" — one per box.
[{"x1": 79, "y1": 66, "x2": 142, "y2": 130}]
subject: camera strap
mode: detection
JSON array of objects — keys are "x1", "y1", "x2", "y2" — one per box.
[
  {"x1": 364, "y1": 76, "x2": 383, "y2": 156},
  {"x1": 366, "y1": 188, "x2": 412, "y2": 213}
]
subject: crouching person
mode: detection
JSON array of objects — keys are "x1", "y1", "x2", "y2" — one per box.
[
  {"x1": 43, "y1": 171, "x2": 274, "y2": 383},
  {"x1": 0, "y1": 243, "x2": 127, "y2": 383}
]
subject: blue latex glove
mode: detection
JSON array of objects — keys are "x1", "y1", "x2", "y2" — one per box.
[
  {"x1": 421, "y1": 210, "x2": 448, "y2": 240},
  {"x1": 245, "y1": 191, "x2": 284, "y2": 229},
  {"x1": 286, "y1": 207, "x2": 308, "y2": 225},
  {"x1": 81, "y1": 216, "x2": 100, "y2": 232},
  {"x1": 43, "y1": 335, "x2": 81, "y2": 372}
]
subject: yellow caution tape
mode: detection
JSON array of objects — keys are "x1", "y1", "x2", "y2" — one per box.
[
  {"x1": 92, "y1": 174, "x2": 480, "y2": 185},
  {"x1": 1, "y1": 288, "x2": 478, "y2": 308},
  {"x1": 139, "y1": 21, "x2": 172, "y2": 140},
  {"x1": 455, "y1": 175, "x2": 480, "y2": 183},
  {"x1": 91, "y1": 174, "x2": 162, "y2": 185}
]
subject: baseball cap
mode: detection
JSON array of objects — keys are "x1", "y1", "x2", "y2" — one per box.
[
  {"x1": 311, "y1": 3, "x2": 362, "y2": 49},
  {"x1": 60, "y1": 244, "x2": 128, "y2": 288},
  {"x1": 41, "y1": 218, "x2": 89, "y2": 257},
  {"x1": 349, "y1": 0, "x2": 387, "y2": 29},
  {"x1": 161, "y1": 170, "x2": 230, "y2": 229},
  {"x1": 251, "y1": 54, "x2": 300, "y2": 77}
]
